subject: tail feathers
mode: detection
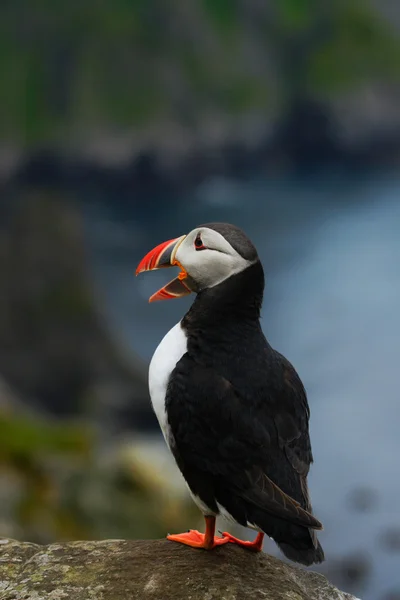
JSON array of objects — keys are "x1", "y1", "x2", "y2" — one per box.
[
  {"x1": 278, "y1": 539, "x2": 325, "y2": 566},
  {"x1": 248, "y1": 506, "x2": 325, "y2": 566}
]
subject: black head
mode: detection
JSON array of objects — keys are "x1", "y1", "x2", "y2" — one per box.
[{"x1": 198, "y1": 223, "x2": 258, "y2": 262}]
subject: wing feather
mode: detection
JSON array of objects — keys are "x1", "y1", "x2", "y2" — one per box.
[{"x1": 167, "y1": 353, "x2": 321, "y2": 530}]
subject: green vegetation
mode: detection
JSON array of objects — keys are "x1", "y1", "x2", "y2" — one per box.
[
  {"x1": 0, "y1": 0, "x2": 399, "y2": 144},
  {"x1": 0, "y1": 409, "x2": 196, "y2": 543}
]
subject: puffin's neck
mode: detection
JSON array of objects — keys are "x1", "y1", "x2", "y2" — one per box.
[{"x1": 182, "y1": 261, "x2": 264, "y2": 330}]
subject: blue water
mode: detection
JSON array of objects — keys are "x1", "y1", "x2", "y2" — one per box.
[{"x1": 84, "y1": 172, "x2": 400, "y2": 600}]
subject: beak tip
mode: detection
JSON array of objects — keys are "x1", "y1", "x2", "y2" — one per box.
[{"x1": 136, "y1": 265, "x2": 147, "y2": 276}]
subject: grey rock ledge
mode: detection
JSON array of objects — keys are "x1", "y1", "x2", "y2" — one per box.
[{"x1": 0, "y1": 537, "x2": 361, "y2": 600}]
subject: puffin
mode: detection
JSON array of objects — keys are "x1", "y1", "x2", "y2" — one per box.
[{"x1": 136, "y1": 223, "x2": 324, "y2": 565}]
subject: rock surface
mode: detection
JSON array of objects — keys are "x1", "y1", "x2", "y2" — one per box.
[{"x1": 0, "y1": 537, "x2": 360, "y2": 600}]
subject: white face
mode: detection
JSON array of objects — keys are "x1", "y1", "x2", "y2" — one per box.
[{"x1": 174, "y1": 227, "x2": 255, "y2": 291}]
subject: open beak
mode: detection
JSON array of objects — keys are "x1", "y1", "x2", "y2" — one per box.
[{"x1": 136, "y1": 235, "x2": 192, "y2": 302}]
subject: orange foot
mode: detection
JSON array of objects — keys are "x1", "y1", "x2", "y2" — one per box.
[
  {"x1": 222, "y1": 531, "x2": 264, "y2": 552},
  {"x1": 167, "y1": 530, "x2": 231, "y2": 550}
]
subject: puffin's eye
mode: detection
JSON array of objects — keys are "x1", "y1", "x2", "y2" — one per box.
[{"x1": 194, "y1": 234, "x2": 206, "y2": 251}]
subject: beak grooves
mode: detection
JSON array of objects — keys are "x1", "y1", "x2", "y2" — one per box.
[
  {"x1": 136, "y1": 237, "x2": 184, "y2": 275},
  {"x1": 149, "y1": 277, "x2": 191, "y2": 302}
]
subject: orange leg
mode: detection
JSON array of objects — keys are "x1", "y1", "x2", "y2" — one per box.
[
  {"x1": 167, "y1": 516, "x2": 231, "y2": 550},
  {"x1": 222, "y1": 531, "x2": 264, "y2": 552}
]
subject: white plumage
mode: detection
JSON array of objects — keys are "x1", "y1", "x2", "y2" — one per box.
[
  {"x1": 149, "y1": 321, "x2": 220, "y2": 517},
  {"x1": 148, "y1": 321, "x2": 187, "y2": 446}
]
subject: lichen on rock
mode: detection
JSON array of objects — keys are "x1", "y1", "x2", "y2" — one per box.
[{"x1": 0, "y1": 537, "x2": 360, "y2": 600}]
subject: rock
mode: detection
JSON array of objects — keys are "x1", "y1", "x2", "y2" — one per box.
[
  {"x1": 0, "y1": 537, "x2": 359, "y2": 600},
  {"x1": 0, "y1": 193, "x2": 153, "y2": 431}
]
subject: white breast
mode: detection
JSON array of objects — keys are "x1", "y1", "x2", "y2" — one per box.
[{"x1": 148, "y1": 321, "x2": 188, "y2": 446}]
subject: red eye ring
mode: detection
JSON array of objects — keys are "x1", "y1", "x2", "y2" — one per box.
[{"x1": 194, "y1": 235, "x2": 206, "y2": 251}]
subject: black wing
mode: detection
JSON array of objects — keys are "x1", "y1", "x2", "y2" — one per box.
[
  {"x1": 166, "y1": 352, "x2": 321, "y2": 530},
  {"x1": 269, "y1": 351, "x2": 315, "y2": 513}
]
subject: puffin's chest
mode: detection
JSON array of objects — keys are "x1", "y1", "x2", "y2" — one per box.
[{"x1": 148, "y1": 322, "x2": 188, "y2": 443}]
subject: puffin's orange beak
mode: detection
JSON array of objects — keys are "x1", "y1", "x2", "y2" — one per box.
[{"x1": 136, "y1": 235, "x2": 191, "y2": 302}]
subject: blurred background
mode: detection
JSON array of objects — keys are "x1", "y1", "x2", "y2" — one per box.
[{"x1": 0, "y1": 1, "x2": 400, "y2": 598}]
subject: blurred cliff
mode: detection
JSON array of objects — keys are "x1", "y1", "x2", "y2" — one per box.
[
  {"x1": 0, "y1": 195, "x2": 152, "y2": 427},
  {"x1": 1, "y1": 0, "x2": 400, "y2": 185}
]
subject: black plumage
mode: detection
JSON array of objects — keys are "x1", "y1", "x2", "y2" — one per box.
[{"x1": 165, "y1": 229, "x2": 324, "y2": 566}]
